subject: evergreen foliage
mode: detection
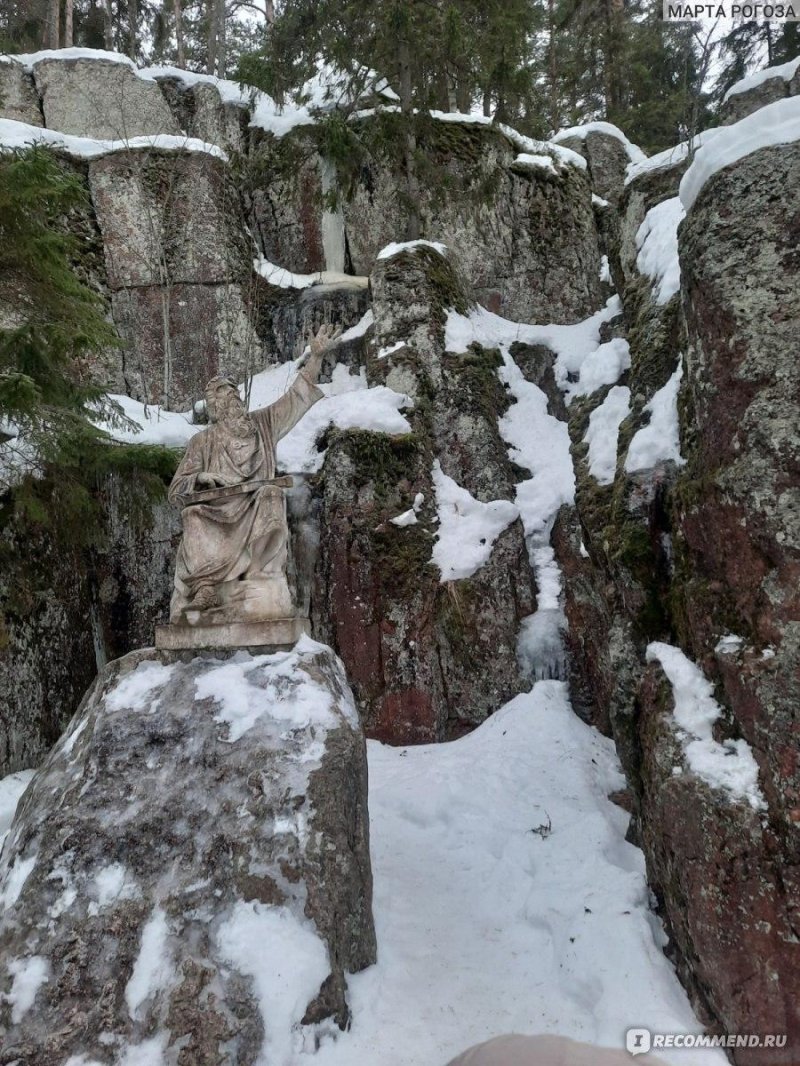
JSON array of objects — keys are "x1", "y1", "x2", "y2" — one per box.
[
  {"x1": 0, "y1": 148, "x2": 119, "y2": 454},
  {"x1": 713, "y1": 21, "x2": 800, "y2": 104},
  {"x1": 0, "y1": 147, "x2": 178, "y2": 527}
]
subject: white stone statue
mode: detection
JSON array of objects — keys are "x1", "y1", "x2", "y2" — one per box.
[{"x1": 162, "y1": 324, "x2": 340, "y2": 641}]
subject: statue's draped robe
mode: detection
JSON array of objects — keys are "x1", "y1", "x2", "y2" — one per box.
[{"x1": 168, "y1": 372, "x2": 322, "y2": 614}]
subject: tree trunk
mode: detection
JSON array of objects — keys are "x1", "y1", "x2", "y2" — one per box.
[
  {"x1": 207, "y1": 0, "x2": 217, "y2": 75},
  {"x1": 174, "y1": 0, "x2": 186, "y2": 67},
  {"x1": 264, "y1": 0, "x2": 275, "y2": 24},
  {"x1": 603, "y1": 0, "x2": 625, "y2": 118},
  {"x1": 104, "y1": 0, "x2": 113, "y2": 50},
  {"x1": 455, "y1": 78, "x2": 470, "y2": 113},
  {"x1": 547, "y1": 0, "x2": 559, "y2": 133},
  {"x1": 64, "y1": 0, "x2": 74, "y2": 46},
  {"x1": 216, "y1": 0, "x2": 226, "y2": 75},
  {"x1": 397, "y1": 38, "x2": 421, "y2": 241},
  {"x1": 128, "y1": 0, "x2": 138, "y2": 59},
  {"x1": 45, "y1": 0, "x2": 60, "y2": 49}
]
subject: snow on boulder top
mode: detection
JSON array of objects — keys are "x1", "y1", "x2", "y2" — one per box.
[
  {"x1": 513, "y1": 152, "x2": 556, "y2": 174},
  {"x1": 10, "y1": 47, "x2": 140, "y2": 72},
  {"x1": 552, "y1": 120, "x2": 647, "y2": 163},
  {"x1": 624, "y1": 126, "x2": 723, "y2": 186},
  {"x1": 680, "y1": 96, "x2": 800, "y2": 211},
  {"x1": 140, "y1": 64, "x2": 251, "y2": 105},
  {"x1": 138, "y1": 63, "x2": 311, "y2": 137},
  {"x1": 422, "y1": 110, "x2": 587, "y2": 170},
  {"x1": 723, "y1": 56, "x2": 800, "y2": 101},
  {"x1": 0, "y1": 118, "x2": 228, "y2": 161},
  {"x1": 376, "y1": 239, "x2": 448, "y2": 261},
  {"x1": 136, "y1": 61, "x2": 315, "y2": 138},
  {"x1": 5, "y1": 50, "x2": 397, "y2": 141}
]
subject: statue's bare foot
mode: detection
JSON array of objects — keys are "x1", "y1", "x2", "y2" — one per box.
[{"x1": 191, "y1": 585, "x2": 219, "y2": 611}]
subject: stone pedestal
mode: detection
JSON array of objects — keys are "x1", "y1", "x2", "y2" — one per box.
[{"x1": 155, "y1": 614, "x2": 310, "y2": 651}]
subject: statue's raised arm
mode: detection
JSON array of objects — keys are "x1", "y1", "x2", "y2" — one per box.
[
  {"x1": 161, "y1": 323, "x2": 341, "y2": 639},
  {"x1": 252, "y1": 322, "x2": 342, "y2": 442}
]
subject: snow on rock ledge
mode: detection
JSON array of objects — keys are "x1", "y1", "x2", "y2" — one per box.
[
  {"x1": 721, "y1": 56, "x2": 800, "y2": 124},
  {"x1": 646, "y1": 642, "x2": 766, "y2": 811},
  {"x1": 680, "y1": 97, "x2": 800, "y2": 212},
  {"x1": 0, "y1": 117, "x2": 227, "y2": 161},
  {"x1": 0, "y1": 639, "x2": 375, "y2": 1064}
]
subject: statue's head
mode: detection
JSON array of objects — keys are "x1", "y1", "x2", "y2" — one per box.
[{"x1": 204, "y1": 376, "x2": 244, "y2": 423}]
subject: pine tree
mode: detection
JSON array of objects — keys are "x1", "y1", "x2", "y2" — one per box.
[
  {"x1": 548, "y1": 0, "x2": 708, "y2": 151},
  {"x1": 713, "y1": 20, "x2": 800, "y2": 106},
  {"x1": 237, "y1": 0, "x2": 538, "y2": 236},
  {"x1": 0, "y1": 148, "x2": 124, "y2": 479}
]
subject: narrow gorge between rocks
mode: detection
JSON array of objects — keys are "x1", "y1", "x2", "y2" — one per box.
[{"x1": 0, "y1": 46, "x2": 798, "y2": 1066}]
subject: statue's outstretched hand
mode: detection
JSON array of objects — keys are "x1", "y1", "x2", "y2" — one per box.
[
  {"x1": 307, "y1": 323, "x2": 343, "y2": 357},
  {"x1": 301, "y1": 323, "x2": 343, "y2": 384}
]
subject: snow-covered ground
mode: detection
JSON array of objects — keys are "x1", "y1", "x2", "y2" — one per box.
[
  {"x1": 0, "y1": 290, "x2": 729, "y2": 1064},
  {"x1": 0, "y1": 686, "x2": 726, "y2": 1066},
  {"x1": 310, "y1": 684, "x2": 726, "y2": 1066}
]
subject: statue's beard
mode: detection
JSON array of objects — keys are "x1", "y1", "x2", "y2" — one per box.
[{"x1": 216, "y1": 398, "x2": 253, "y2": 438}]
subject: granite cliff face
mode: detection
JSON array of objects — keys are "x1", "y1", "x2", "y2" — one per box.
[
  {"x1": 314, "y1": 243, "x2": 535, "y2": 741},
  {"x1": 553, "y1": 107, "x2": 800, "y2": 1061},
  {"x1": 1, "y1": 50, "x2": 800, "y2": 1062}
]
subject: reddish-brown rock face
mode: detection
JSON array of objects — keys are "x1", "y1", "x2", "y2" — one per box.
[
  {"x1": 312, "y1": 246, "x2": 535, "y2": 743},
  {"x1": 636, "y1": 665, "x2": 800, "y2": 1066},
  {"x1": 556, "y1": 124, "x2": 800, "y2": 1062},
  {"x1": 642, "y1": 142, "x2": 800, "y2": 1062}
]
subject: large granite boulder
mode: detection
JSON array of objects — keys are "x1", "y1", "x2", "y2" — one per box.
[
  {"x1": 719, "y1": 58, "x2": 800, "y2": 125},
  {"x1": 0, "y1": 638, "x2": 375, "y2": 1064},
  {"x1": 247, "y1": 116, "x2": 602, "y2": 324},
  {"x1": 153, "y1": 72, "x2": 249, "y2": 154},
  {"x1": 549, "y1": 110, "x2": 800, "y2": 1063},
  {"x1": 636, "y1": 660, "x2": 799, "y2": 1065},
  {"x1": 31, "y1": 54, "x2": 179, "y2": 140},
  {"x1": 314, "y1": 244, "x2": 535, "y2": 742},
  {"x1": 552, "y1": 122, "x2": 644, "y2": 204},
  {"x1": 88, "y1": 148, "x2": 248, "y2": 290},
  {"x1": 0, "y1": 58, "x2": 42, "y2": 126}
]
